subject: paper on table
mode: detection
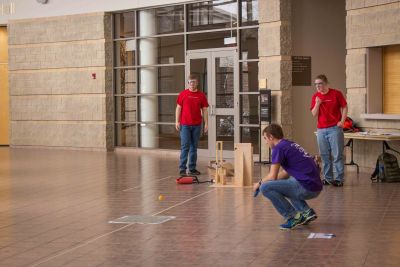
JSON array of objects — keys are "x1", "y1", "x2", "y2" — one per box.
[
  {"x1": 365, "y1": 132, "x2": 400, "y2": 136},
  {"x1": 308, "y1": 233, "x2": 336, "y2": 239},
  {"x1": 384, "y1": 132, "x2": 400, "y2": 136}
]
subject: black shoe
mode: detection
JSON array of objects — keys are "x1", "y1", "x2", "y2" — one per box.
[
  {"x1": 333, "y1": 180, "x2": 344, "y2": 187},
  {"x1": 322, "y1": 179, "x2": 334, "y2": 185},
  {"x1": 179, "y1": 170, "x2": 186, "y2": 176},
  {"x1": 189, "y1": 169, "x2": 201, "y2": 175}
]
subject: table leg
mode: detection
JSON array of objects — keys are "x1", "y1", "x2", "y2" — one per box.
[{"x1": 344, "y1": 138, "x2": 360, "y2": 174}]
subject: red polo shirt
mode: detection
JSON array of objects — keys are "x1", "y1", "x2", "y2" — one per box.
[{"x1": 177, "y1": 89, "x2": 209, "y2": 126}]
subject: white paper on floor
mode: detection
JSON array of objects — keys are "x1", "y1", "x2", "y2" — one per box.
[
  {"x1": 307, "y1": 233, "x2": 336, "y2": 239},
  {"x1": 108, "y1": 215, "x2": 175, "y2": 224}
]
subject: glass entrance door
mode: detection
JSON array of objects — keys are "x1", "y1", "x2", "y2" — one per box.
[{"x1": 186, "y1": 48, "x2": 239, "y2": 158}]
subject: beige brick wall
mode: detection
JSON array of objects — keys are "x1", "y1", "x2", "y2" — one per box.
[
  {"x1": 346, "y1": 0, "x2": 400, "y2": 168},
  {"x1": 8, "y1": 13, "x2": 113, "y2": 150},
  {"x1": 8, "y1": 13, "x2": 107, "y2": 45},
  {"x1": 9, "y1": 41, "x2": 107, "y2": 70},
  {"x1": 259, "y1": 0, "x2": 292, "y2": 161},
  {"x1": 346, "y1": 49, "x2": 367, "y2": 88},
  {"x1": 9, "y1": 69, "x2": 107, "y2": 95},
  {"x1": 10, "y1": 121, "x2": 107, "y2": 148},
  {"x1": 11, "y1": 95, "x2": 106, "y2": 121},
  {"x1": 347, "y1": 2, "x2": 400, "y2": 49}
]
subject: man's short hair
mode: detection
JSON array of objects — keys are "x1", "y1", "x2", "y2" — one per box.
[
  {"x1": 315, "y1": 74, "x2": 328, "y2": 84},
  {"x1": 188, "y1": 74, "x2": 198, "y2": 81},
  {"x1": 262, "y1": 123, "x2": 284, "y2": 139}
]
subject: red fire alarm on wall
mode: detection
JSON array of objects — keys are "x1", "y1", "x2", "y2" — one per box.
[{"x1": 92, "y1": 73, "x2": 96, "y2": 79}]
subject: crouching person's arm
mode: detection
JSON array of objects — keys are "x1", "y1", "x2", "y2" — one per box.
[
  {"x1": 264, "y1": 163, "x2": 280, "y2": 182},
  {"x1": 253, "y1": 163, "x2": 280, "y2": 192},
  {"x1": 277, "y1": 169, "x2": 290, "y2": 180}
]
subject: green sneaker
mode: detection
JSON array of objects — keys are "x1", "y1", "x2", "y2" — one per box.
[
  {"x1": 302, "y1": 208, "x2": 317, "y2": 225},
  {"x1": 279, "y1": 213, "x2": 306, "y2": 230}
]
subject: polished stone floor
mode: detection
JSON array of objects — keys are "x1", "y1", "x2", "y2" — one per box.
[{"x1": 0, "y1": 147, "x2": 399, "y2": 267}]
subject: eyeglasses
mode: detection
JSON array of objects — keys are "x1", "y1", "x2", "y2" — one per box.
[
  {"x1": 188, "y1": 80, "x2": 197, "y2": 83},
  {"x1": 314, "y1": 82, "x2": 325, "y2": 87}
]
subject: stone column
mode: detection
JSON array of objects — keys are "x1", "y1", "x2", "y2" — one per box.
[
  {"x1": 105, "y1": 14, "x2": 114, "y2": 150},
  {"x1": 139, "y1": 10, "x2": 159, "y2": 148},
  {"x1": 258, "y1": 0, "x2": 292, "y2": 160}
]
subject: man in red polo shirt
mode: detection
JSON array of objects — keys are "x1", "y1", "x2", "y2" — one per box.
[
  {"x1": 310, "y1": 74, "x2": 348, "y2": 187},
  {"x1": 176, "y1": 74, "x2": 209, "y2": 176}
]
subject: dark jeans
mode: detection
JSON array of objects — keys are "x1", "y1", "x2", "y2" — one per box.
[{"x1": 179, "y1": 125, "x2": 202, "y2": 171}]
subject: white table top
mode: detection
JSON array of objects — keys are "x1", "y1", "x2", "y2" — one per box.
[{"x1": 343, "y1": 132, "x2": 400, "y2": 141}]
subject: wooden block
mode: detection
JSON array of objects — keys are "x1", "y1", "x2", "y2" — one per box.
[
  {"x1": 221, "y1": 169, "x2": 226, "y2": 185},
  {"x1": 207, "y1": 166, "x2": 216, "y2": 177},
  {"x1": 234, "y1": 151, "x2": 244, "y2": 186},
  {"x1": 221, "y1": 162, "x2": 234, "y2": 176},
  {"x1": 215, "y1": 167, "x2": 221, "y2": 184},
  {"x1": 245, "y1": 145, "x2": 254, "y2": 186},
  {"x1": 216, "y1": 141, "x2": 223, "y2": 165},
  {"x1": 234, "y1": 143, "x2": 254, "y2": 186}
]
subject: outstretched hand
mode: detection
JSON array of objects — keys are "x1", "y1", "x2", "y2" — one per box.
[
  {"x1": 253, "y1": 182, "x2": 261, "y2": 192},
  {"x1": 253, "y1": 182, "x2": 261, "y2": 197}
]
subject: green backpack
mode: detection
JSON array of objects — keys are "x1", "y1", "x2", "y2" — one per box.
[{"x1": 371, "y1": 150, "x2": 400, "y2": 183}]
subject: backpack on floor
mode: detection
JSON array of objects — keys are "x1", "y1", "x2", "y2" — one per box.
[{"x1": 371, "y1": 148, "x2": 400, "y2": 183}]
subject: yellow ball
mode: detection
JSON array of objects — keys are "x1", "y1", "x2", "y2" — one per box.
[{"x1": 158, "y1": 195, "x2": 164, "y2": 201}]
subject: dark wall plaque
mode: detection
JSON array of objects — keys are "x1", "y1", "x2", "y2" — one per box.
[{"x1": 292, "y1": 56, "x2": 311, "y2": 86}]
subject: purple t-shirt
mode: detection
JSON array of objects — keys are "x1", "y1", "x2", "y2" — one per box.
[{"x1": 271, "y1": 139, "x2": 322, "y2": 192}]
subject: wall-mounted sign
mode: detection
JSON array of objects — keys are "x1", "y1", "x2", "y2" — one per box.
[
  {"x1": 292, "y1": 56, "x2": 311, "y2": 86},
  {"x1": 259, "y1": 78, "x2": 267, "y2": 89},
  {"x1": 224, "y1": 37, "x2": 236, "y2": 45}
]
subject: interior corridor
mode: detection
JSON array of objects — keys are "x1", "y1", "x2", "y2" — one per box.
[{"x1": 0, "y1": 147, "x2": 399, "y2": 266}]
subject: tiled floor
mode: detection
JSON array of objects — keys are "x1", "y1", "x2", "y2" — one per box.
[{"x1": 0, "y1": 147, "x2": 399, "y2": 267}]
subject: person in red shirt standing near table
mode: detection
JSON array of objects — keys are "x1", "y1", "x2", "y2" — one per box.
[
  {"x1": 176, "y1": 74, "x2": 209, "y2": 176},
  {"x1": 310, "y1": 74, "x2": 348, "y2": 187}
]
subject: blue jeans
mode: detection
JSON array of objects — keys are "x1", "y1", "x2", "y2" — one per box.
[
  {"x1": 317, "y1": 126, "x2": 344, "y2": 182},
  {"x1": 179, "y1": 125, "x2": 202, "y2": 171},
  {"x1": 260, "y1": 177, "x2": 321, "y2": 220}
]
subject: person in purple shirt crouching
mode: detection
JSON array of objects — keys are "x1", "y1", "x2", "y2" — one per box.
[{"x1": 253, "y1": 123, "x2": 323, "y2": 230}]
